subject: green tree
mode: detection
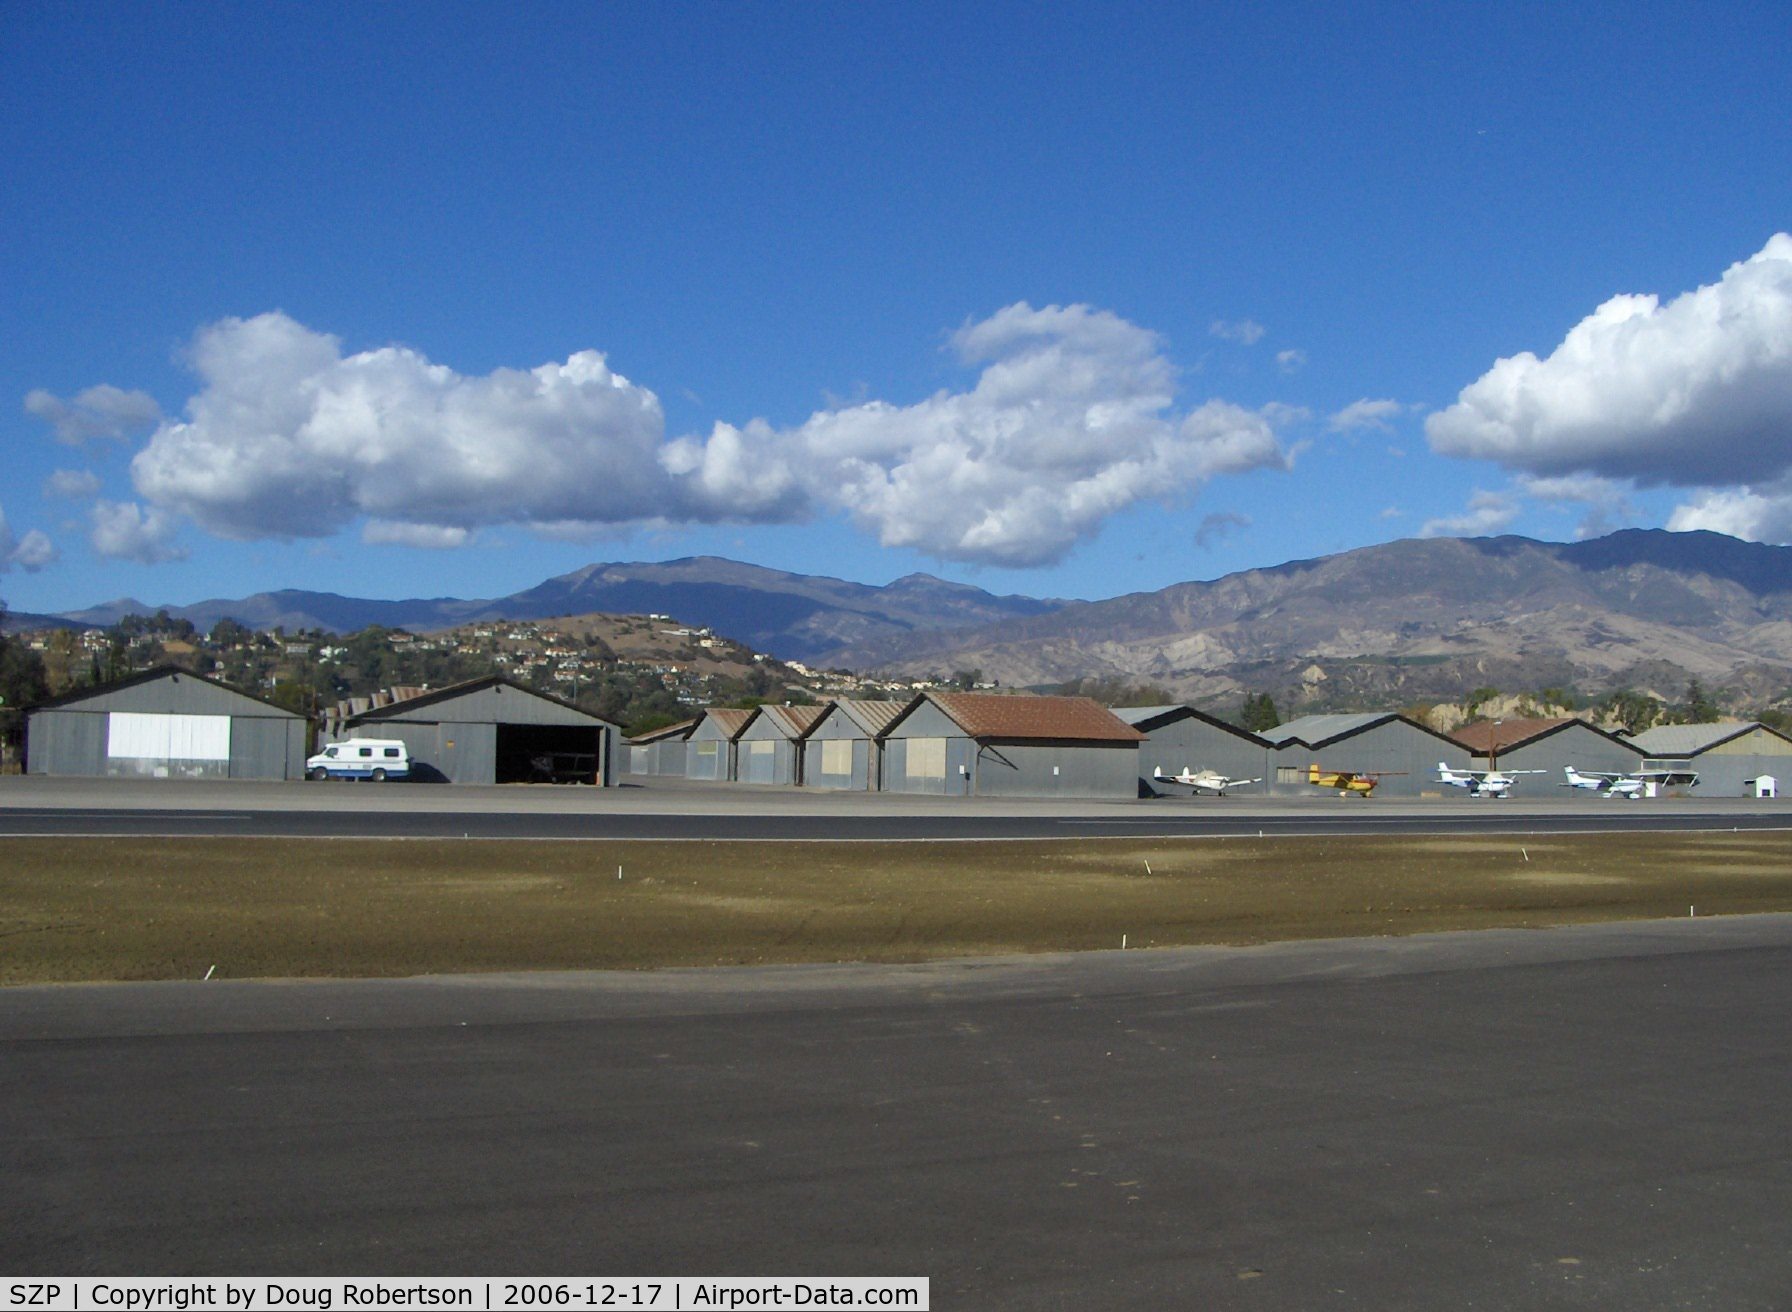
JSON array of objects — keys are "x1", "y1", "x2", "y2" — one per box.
[
  {"x1": 210, "y1": 617, "x2": 254, "y2": 648},
  {"x1": 1604, "y1": 688, "x2": 1660, "y2": 734},
  {"x1": 1239, "y1": 692, "x2": 1280, "y2": 733},
  {"x1": 1056, "y1": 675, "x2": 1173, "y2": 706},
  {"x1": 0, "y1": 604, "x2": 52, "y2": 764},
  {"x1": 1683, "y1": 679, "x2": 1720, "y2": 723}
]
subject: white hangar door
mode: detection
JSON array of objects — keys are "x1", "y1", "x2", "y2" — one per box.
[{"x1": 106, "y1": 712, "x2": 232, "y2": 779}]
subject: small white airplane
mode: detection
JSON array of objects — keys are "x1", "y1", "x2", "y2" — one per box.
[
  {"x1": 1153, "y1": 766, "x2": 1261, "y2": 796},
  {"x1": 1436, "y1": 761, "x2": 1546, "y2": 798},
  {"x1": 1561, "y1": 765, "x2": 1700, "y2": 799}
]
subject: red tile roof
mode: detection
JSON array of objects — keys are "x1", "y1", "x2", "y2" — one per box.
[
  {"x1": 925, "y1": 692, "x2": 1145, "y2": 743},
  {"x1": 1450, "y1": 717, "x2": 1575, "y2": 754}
]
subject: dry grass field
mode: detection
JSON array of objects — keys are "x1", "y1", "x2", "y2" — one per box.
[{"x1": 3, "y1": 832, "x2": 1792, "y2": 984}]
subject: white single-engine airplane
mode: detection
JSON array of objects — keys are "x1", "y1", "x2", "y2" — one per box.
[
  {"x1": 1436, "y1": 761, "x2": 1546, "y2": 798},
  {"x1": 1153, "y1": 766, "x2": 1261, "y2": 796},
  {"x1": 1561, "y1": 765, "x2": 1700, "y2": 799}
]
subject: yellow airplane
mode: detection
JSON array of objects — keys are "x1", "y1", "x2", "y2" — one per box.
[{"x1": 1307, "y1": 763, "x2": 1404, "y2": 797}]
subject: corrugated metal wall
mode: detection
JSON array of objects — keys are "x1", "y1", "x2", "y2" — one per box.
[
  {"x1": 1498, "y1": 727, "x2": 1642, "y2": 792},
  {"x1": 685, "y1": 724, "x2": 731, "y2": 780},
  {"x1": 348, "y1": 684, "x2": 617, "y2": 785},
  {"x1": 736, "y1": 718, "x2": 800, "y2": 785},
  {"x1": 626, "y1": 739, "x2": 687, "y2": 776},
  {"x1": 880, "y1": 703, "x2": 972, "y2": 795},
  {"x1": 1275, "y1": 724, "x2": 1473, "y2": 798},
  {"x1": 802, "y1": 734, "x2": 872, "y2": 790},
  {"x1": 1137, "y1": 719, "x2": 1273, "y2": 794},
  {"x1": 973, "y1": 741, "x2": 1140, "y2": 799},
  {"x1": 25, "y1": 674, "x2": 305, "y2": 780},
  {"x1": 1650, "y1": 754, "x2": 1786, "y2": 797},
  {"x1": 24, "y1": 710, "x2": 105, "y2": 776}
]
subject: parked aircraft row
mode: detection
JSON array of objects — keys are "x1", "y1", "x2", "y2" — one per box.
[
  {"x1": 1159, "y1": 760, "x2": 1704, "y2": 800},
  {"x1": 1438, "y1": 762, "x2": 1700, "y2": 799}
]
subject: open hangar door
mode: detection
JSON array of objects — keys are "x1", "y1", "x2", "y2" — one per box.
[{"x1": 495, "y1": 722, "x2": 605, "y2": 784}]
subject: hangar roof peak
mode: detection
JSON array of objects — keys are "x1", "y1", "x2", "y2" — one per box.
[
  {"x1": 1628, "y1": 721, "x2": 1792, "y2": 756},
  {"x1": 346, "y1": 674, "x2": 619, "y2": 727},
  {"x1": 904, "y1": 691, "x2": 1145, "y2": 743},
  {"x1": 26, "y1": 664, "x2": 303, "y2": 717}
]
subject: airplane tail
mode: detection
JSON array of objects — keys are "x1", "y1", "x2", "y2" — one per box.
[{"x1": 1308, "y1": 762, "x2": 1322, "y2": 783}]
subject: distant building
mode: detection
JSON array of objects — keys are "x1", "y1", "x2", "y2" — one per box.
[
  {"x1": 685, "y1": 708, "x2": 754, "y2": 782},
  {"x1": 25, "y1": 666, "x2": 307, "y2": 781},
  {"x1": 342, "y1": 676, "x2": 620, "y2": 785},
  {"x1": 1450, "y1": 717, "x2": 1642, "y2": 786},
  {"x1": 1265, "y1": 713, "x2": 1472, "y2": 798},
  {"x1": 1114, "y1": 706, "x2": 1274, "y2": 796},
  {"x1": 801, "y1": 700, "x2": 904, "y2": 791},
  {"x1": 879, "y1": 692, "x2": 1143, "y2": 799},
  {"x1": 735, "y1": 704, "x2": 827, "y2": 785},
  {"x1": 625, "y1": 719, "x2": 697, "y2": 777},
  {"x1": 1625, "y1": 722, "x2": 1792, "y2": 796}
]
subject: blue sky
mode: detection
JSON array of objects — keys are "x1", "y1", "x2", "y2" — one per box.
[{"x1": 4, "y1": 2, "x2": 1790, "y2": 616}]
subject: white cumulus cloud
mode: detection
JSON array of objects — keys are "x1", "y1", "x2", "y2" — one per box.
[
  {"x1": 130, "y1": 312, "x2": 683, "y2": 542},
  {"x1": 1328, "y1": 398, "x2": 1406, "y2": 433},
  {"x1": 1419, "y1": 491, "x2": 1520, "y2": 539},
  {"x1": 361, "y1": 520, "x2": 472, "y2": 549},
  {"x1": 1667, "y1": 483, "x2": 1792, "y2": 543},
  {"x1": 90, "y1": 500, "x2": 187, "y2": 564},
  {"x1": 1426, "y1": 234, "x2": 1792, "y2": 490},
  {"x1": 0, "y1": 503, "x2": 56, "y2": 573},
  {"x1": 52, "y1": 304, "x2": 1290, "y2": 570},
  {"x1": 765, "y1": 303, "x2": 1290, "y2": 566},
  {"x1": 44, "y1": 468, "x2": 102, "y2": 499},
  {"x1": 1518, "y1": 473, "x2": 1636, "y2": 539},
  {"x1": 24, "y1": 384, "x2": 162, "y2": 444}
]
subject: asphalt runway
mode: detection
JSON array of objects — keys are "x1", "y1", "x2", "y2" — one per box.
[
  {"x1": 5, "y1": 917, "x2": 1792, "y2": 1307},
  {"x1": 3, "y1": 775, "x2": 1789, "y2": 839}
]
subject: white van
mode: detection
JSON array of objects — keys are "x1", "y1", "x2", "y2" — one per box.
[{"x1": 306, "y1": 738, "x2": 411, "y2": 781}]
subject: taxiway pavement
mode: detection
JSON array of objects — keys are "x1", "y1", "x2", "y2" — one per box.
[
  {"x1": 2, "y1": 774, "x2": 1788, "y2": 840},
  {"x1": 5, "y1": 916, "x2": 1792, "y2": 1307}
]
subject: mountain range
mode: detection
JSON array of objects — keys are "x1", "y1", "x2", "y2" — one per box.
[
  {"x1": 11, "y1": 529, "x2": 1792, "y2": 709},
  {"x1": 823, "y1": 530, "x2": 1792, "y2": 708},
  {"x1": 29, "y1": 557, "x2": 1060, "y2": 666}
]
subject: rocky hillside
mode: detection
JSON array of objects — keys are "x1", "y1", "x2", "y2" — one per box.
[{"x1": 821, "y1": 531, "x2": 1792, "y2": 712}]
